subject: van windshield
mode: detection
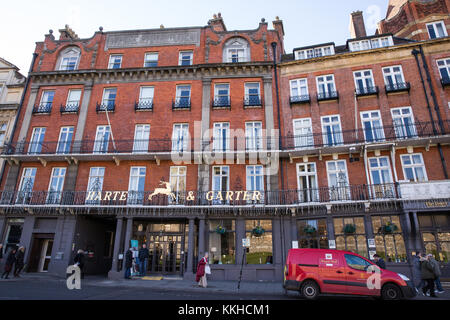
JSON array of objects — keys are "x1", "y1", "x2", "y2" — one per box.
[{"x1": 344, "y1": 254, "x2": 372, "y2": 271}]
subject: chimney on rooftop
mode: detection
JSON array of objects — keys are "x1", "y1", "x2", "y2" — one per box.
[
  {"x1": 349, "y1": 11, "x2": 367, "y2": 39},
  {"x1": 208, "y1": 12, "x2": 227, "y2": 32},
  {"x1": 59, "y1": 24, "x2": 79, "y2": 41}
]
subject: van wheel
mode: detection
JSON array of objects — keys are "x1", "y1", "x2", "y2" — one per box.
[
  {"x1": 381, "y1": 284, "x2": 401, "y2": 300},
  {"x1": 300, "y1": 280, "x2": 319, "y2": 300}
]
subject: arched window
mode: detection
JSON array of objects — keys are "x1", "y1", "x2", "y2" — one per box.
[
  {"x1": 57, "y1": 46, "x2": 81, "y2": 71},
  {"x1": 223, "y1": 37, "x2": 250, "y2": 63}
]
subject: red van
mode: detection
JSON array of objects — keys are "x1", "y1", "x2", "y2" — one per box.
[{"x1": 283, "y1": 249, "x2": 416, "y2": 300}]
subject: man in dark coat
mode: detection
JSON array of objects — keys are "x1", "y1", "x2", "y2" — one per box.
[
  {"x1": 1, "y1": 248, "x2": 17, "y2": 279},
  {"x1": 74, "y1": 250, "x2": 85, "y2": 279},
  {"x1": 124, "y1": 248, "x2": 133, "y2": 279},
  {"x1": 14, "y1": 247, "x2": 25, "y2": 277},
  {"x1": 373, "y1": 254, "x2": 386, "y2": 269},
  {"x1": 138, "y1": 244, "x2": 149, "y2": 276},
  {"x1": 0, "y1": 244, "x2": 3, "y2": 260},
  {"x1": 421, "y1": 255, "x2": 437, "y2": 297}
]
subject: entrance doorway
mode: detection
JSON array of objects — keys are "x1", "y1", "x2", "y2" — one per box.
[
  {"x1": 28, "y1": 235, "x2": 54, "y2": 273},
  {"x1": 38, "y1": 239, "x2": 53, "y2": 272},
  {"x1": 148, "y1": 234, "x2": 183, "y2": 274}
]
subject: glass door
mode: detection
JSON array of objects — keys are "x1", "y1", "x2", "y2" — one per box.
[{"x1": 38, "y1": 239, "x2": 53, "y2": 272}]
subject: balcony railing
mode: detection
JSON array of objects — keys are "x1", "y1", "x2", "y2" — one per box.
[
  {"x1": 96, "y1": 102, "x2": 115, "y2": 113},
  {"x1": 33, "y1": 103, "x2": 52, "y2": 114},
  {"x1": 355, "y1": 86, "x2": 379, "y2": 97},
  {"x1": 385, "y1": 82, "x2": 410, "y2": 93},
  {"x1": 0, "y1": 184, "x2": 403, "y2": 208},
  {"x1": 3, "y1": 121, "x2": 449, "y2": 156},
  {"x1": 135, "y1": 99, "x2": 153, "y2": 111},
  {"x1": 290, "y1": 95, "x2": 311, "y2": 104},
  {"x1": 60, "y1": 103, "x2": 79, "y2": 114},
  {"x1": 441, "y1": 77, "x2": 450, "y2": 87},
  {"x1": 172, "y1": 98, "x2": 191, "y2": 110},
  {"x1": 317, "y1": 91, "x2": 339, "y2": 101},
  {"x1": 212, "y1": 96, "x2": 231, "y2": 109},
  {"x1": 244, "y1": 96, "x2": 262, "y2": 108}
]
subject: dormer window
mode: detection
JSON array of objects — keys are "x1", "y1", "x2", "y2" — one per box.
[
  {"x1": 427, "y1": 21, "x2": 448, "y2": 39},
  {"x1": 223, "y1": 38, "x2": 250, "y2": 63},
  {"x1": 349, "y1": 36, "x2": 393, "y2": 52},
  {"x1": 294, "y1": 45, "x2": 334, "y2": 60},
  {"x1": 57, "y1": 47, "x2": 81, "y2": 71}
]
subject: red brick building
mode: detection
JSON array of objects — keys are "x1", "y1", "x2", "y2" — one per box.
[{"x1": 0, "y1": 1, "x2": 449, "y2": 284}]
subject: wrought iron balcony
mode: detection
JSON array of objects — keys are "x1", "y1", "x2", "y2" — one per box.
[
  {"x1": 244, "y1": 95, "x2": 262, "y2": 108},
  {"x1": 135, "y1": 99, "x2": 153, "y2": 111},
  {"x1": 32, "y1": 103, "x2": 52, "y2": 114},
  {"x1": 289, "y1": 95, "x2": 311, "y2": 105},
  {"x1": 355, "y1": 86, "x2": 379, "y2": 97},
  {"x1": 96, "y1": 102, "x2": 115, "y2": 113},
  {"x1": 441, "y1": 77, "x2": 450, "y2": 87},
  {"x1": 212, "y1": 96, "x2": 231, "y2": 109},
  {"x1": 172, "y1": 98, "x2": 191, "y2": 110},
  {"x1": 60, "y1": 103, "x2": 79, "y2": 114},
  {"x1": 317, "y1": 91, "x2": 339, "y2": 101},
  {"x1": 385, "y1": 82, "x2": 410, "y2": 93},
  {"x1": 0, "y1": 184, "x2": 404, "y2": 208}
]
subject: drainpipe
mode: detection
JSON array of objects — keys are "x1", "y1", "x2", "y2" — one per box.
[
  {"x1": 411, "y1": 47, "x2": 448, "y2": 179},
  {"x1": 271, "y1": 42, "x2": 287, "y2": 270},
  {"x1": 0, "y1": 53, "x2": 38, "y2": 187}
]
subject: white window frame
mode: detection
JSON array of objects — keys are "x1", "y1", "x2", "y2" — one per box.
[
  {"x1": 246, "y1": 165, "x2": 264, "y2": 193},
  {"x1": 128, "y1": 167, "x2": 146, "y2": 204},
  {"x1": 56, "y1": 126, "x2": 74, "y2": 154},
  {"x1": 326, "y1": 160, "x2": 350, "y2": 201},
  {"x1": 172, "y1": 123, "x2": 189, "y2": 152},
  {"x1": 293, "y1": 118, "x2": 313, "y2": 149},
  {"x1": 86, "y1": 167, "x2": 105, "y2": 204},
  {"x1": 212, "y1": 166, "x2": 230, "y2": 204},
  {"x1": 213, "y1": 122, "x2": 230, "y2": 152},
  {"x1": 245, "y1": 121, "x2": 263, "y2": 151},
  {"x1": 401, "y1": 154, "x2": 428, "y2": 182},
  {"x1": 178, "y1": 51, "x2": 193, "y2": 66},
  {"x1": 47, "y1": 167, "x2": 66, "y2": 204},
  {"x1": 58, "y1": 48, "x2": 80, "y2": 71},
  {"x1": 28, "y1": 127, "x2": 46, "y2": 154},
  {"x1": 294, "y1": 45, "x2": 334, "y2": 60},
  {"x1": 426, "y1": 21, "x2": 448, "y2": 39},
  {"x1": 133, "y1": 124, "x2": 150, "y2": 153},
  {"x1": 101, "y1": 88, "x2": 117, "y2": 108},
  {"x1": 138, "y1": 86, "x2": 154, "y2": 107},
  {"x1": 144, "y1": 52, "x2": 158, "y2": 67},
  {"x1": 108, "y1": 55, "x2": 123, "y2": 69},
  {"x1": 360, "y1": 110, "x2": 385, "y2": 142},
  {"x1": 353, "y1": 69, "x2": 375, "y2": 93},
  {"x1": 383, "y1": 65, "x2": 405, "y2": 86},
  {"x1": 16, "y1": 168, "x2": 37, "y2": 204},
  {"x1": 38, "y1": 91, "x2": 55, "y2": 110},
  {"x1": 244, "y1": 82, "x2": 261, "y2": 106},
  {"x1": 290, "y1": 78, "x2": 309, "y2": 98},
  {"x1": 369, "y1": 156, "x2": 395, "y2": 199},
  {"x1": 296, "y1": 163, "x2": 319, "y2": 203},
  {"x1": 391, "y1": 107, "x2": 416, "y2": 139},
  {"x1": 321, "y1": 115, "x2": 343, "y2": 146},
  {"x1": 316, "y1": 74, "x2": 336, "y2": 96},
  {"x1": 0, "y1": 122, "x2": 8, "y2": 146},
  {"x1": 437, "y1": 58, "x2": 450, "y2": 80},
  {"x1": 214, "y1": 83, "x2": 230, "y2": 107},
  {"x1": 93, "y1": 125, "x2": 110, "y2": 153},
  {"x1": 349, "y1": 36, "x2": 393, "y2": 52},
  {"x1": 170, "y1": 166, "x2": 187, "y2": 204},
  {"x1": 65, "y1": 89, "x2": 82, "y2": 110}
]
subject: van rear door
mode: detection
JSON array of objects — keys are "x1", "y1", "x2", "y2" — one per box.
[{"x1": 318, "y1": 251, "x2": 347, "y2": 294}]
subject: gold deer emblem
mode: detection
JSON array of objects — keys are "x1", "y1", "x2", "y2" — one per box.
[{"x1": 148, "y1": 181, "x2": 176, "y2": 201}]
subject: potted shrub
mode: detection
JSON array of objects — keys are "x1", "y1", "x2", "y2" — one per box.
[
  {"x1": 215, "y1": 225, "x2": 226, "y2": 235},
  {"x1": 304, "y1": 225, "x2": 317, "y2": 235},
  {"x1": 378, "y1": 222, "x2": 399, "y2": 234},
  {"x1": 343, "y1": 224, "x2": 357, "y2": 234}
]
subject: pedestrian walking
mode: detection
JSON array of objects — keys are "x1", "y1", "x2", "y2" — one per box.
[
  {"x1": 14, "y1": 246, "x2": 25, "y2": 278},
  {"x1": 196, "y1": 252, "x2": 210, "y2": 288},
  {"x1": 429, "y1": 255, "x2": 444, "y2": 294},
  {"x1": 124, "y1": 248, "x2": 133, "y2": 279},
  {"x1": 373, "y1": 254, "x2": 386, "y2": 269},
  {"x1": 74, "y1": 249, "x2": 85, "y2": 279},
  {"x1": 1, "y1": 248, "x2": 17, "y2": 279},
  {"x1": 420, "y1": 254, "x2": 437, "y2": 298},
  {"x1": 138, "y1": 244, "x2": 149, "y2": 276},
  {"x1": 413, "y1": 252, "x2": 426, "y2": 294}
]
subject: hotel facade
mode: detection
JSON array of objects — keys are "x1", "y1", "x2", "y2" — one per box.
[{"x1": 0, "y1": 0, "x2": 449, "y2": 282}]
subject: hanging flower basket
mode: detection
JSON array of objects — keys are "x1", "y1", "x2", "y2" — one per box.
[
  {"x1": 215, "y1": 225, "x2": 226, "y2": 235},
  {"x1": 378, "y1": 222, "x2": 399, "y2": 234},
  {"x1": 343, "y1": 224, "x2": 357, "y2": 234},
  {"x1": 304, "y1": 225, "x2": 317, "y2": 234},
  {"x1": 252, "y1": 225, "x2": 266, "y2": 237}
]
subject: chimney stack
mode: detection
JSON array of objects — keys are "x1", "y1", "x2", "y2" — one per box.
[
  {"x1": 350, "y1": 11, "x2": 367, "y2": 39},
  {"x1": 208, "y1": 13, "x2": 227, "y2": 32}
]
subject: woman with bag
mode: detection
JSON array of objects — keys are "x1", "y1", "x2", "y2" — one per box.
[{"x1": 196, "y1": 252, "x2": 210, "y2": 288}]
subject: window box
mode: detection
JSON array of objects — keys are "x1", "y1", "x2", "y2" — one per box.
[
  {"x1": 385, "y1": 82, "x2": 410, "y2": 93},
  {"x1": 355, "y1": 86, "x2": 379, "y2": 97},
  {"x1": 289, "y1": 95, "x2": 311, "y2": 104},
  {"x1": 96, "y1": 103, "x2": 115, "y2": 113},
  {"x1": 33, "y1": 104, "x2": 52, "y2": 114},
  {"x1": 317, "y1": 91, "x2": 339, "y2": 101}
]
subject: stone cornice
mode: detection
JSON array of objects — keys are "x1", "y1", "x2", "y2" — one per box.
[{"x1": 29, "y1": 62, "x2": 274, "y2": 85}]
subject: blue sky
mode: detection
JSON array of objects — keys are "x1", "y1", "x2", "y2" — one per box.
[{"x1": 1, "y1": 0, "x2": 388, "y2": 73}]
